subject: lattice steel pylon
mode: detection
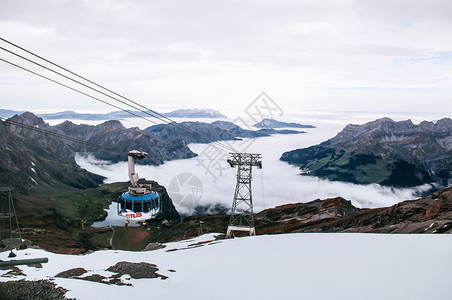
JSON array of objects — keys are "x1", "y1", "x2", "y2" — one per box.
[{"x1": 226, "y1": 153, "x2": 262, "y2": 238}]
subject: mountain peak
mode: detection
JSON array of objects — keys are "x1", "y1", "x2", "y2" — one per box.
[
  {"x1": 10, "y1": 111, "x2": 46, "y2": 127},
  {"x1": 282, "y1": 116, "x2": 452, "y2": 188},
  {"x1": 97, "y1": 120, "x2": 126, "y2": 131}
]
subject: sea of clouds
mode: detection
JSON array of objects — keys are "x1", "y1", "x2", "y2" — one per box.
[{"x1": 75, "y1": 115, "x2": 438, "y2": 226}]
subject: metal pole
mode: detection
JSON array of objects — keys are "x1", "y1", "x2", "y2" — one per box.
[
  {"x1": 0, "y1": 257, "x2": 49, "y2": 267},
  {"x1": 10, "y1": 189, "x2": 25, "y2": 249},
  {"x1": 8, "y1": 188, "x2": 15, "y2": 257}
]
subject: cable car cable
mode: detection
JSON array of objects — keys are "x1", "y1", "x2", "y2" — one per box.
[
  {"x1": 0, "y1": 57, "x2": 161, "y2": 126},
  {"x1": 0, "y1": 38, "x2": 238, "y2": 153},
  {"x1": 0, "y1": 37, "x2": 237, "y2": 152}
]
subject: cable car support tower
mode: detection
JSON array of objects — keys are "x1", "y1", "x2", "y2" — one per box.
[{"x1": 226, "y1": 153, "x2": 262, "y2": 238}]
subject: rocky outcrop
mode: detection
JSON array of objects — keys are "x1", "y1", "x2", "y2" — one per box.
[
  {"x1": 0, "y1": 280, "x2": 71, "y2": 300},
  {"x1": 255, "y1": 186, "x2": 452, "y2": 234},
  {"x1": 281, "y1": 117, "x2": 452, "y2": 187},
  {"x1": 255, "y1": 197, "x2": 360, "y2": 234}
]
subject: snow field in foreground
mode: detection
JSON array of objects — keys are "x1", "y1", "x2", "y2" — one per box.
[{"x1": 1, "y1": 233, "x2": 451, "y2": 300}]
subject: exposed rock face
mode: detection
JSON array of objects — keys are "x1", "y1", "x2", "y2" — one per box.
[
  {"x1": 255, "y1": 186, "x2": 452, "y2": 234},
  {"x1": 0, "y1": 279, "x2": 71, "y2": 300},
  {"x1": 54, "y1": 262, "x2": 168, "y2": 287},
  {"x1": 0, "y1": 113, "x2": 105, "y2": 191},
  {"x1": 255, "y1": 197, "x2": 360, "y2": 234},
  {"x1": 253, "y1": 118, "x2": 315, "y2": 129},
  {"x1": 281, "y1": 117, "x2": 452, "y2": 187},
  {"x1": 146, "y1": 120, "x2": 302, "y2": 143},
  {"x1": 106, "y1": 261, "x2": 167, "y2": 279}
]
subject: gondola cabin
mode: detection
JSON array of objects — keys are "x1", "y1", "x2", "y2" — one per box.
[
  {"x1": 118, "y1": 150, "x2": 161, "y2": 226},
  {"x1": 118, "y1": 190, "x2": 160, "y2": 222}
]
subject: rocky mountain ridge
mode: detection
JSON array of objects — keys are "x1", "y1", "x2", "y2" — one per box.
[
  {"x1": 257, "y1": 186, "x2": 452, "y2": 234},
  {"x1": 0, "y1": 112, "x2": 105, "y2": 192},
  {"x1": 281, "y1": 117, "x2": 452, "y2": 188},
  {"x1": 0, "y1": 112, "x2": 195, "y2": 191},
  {"x1": 152, "y1": 186, "x2": 452, "y2": 243}
]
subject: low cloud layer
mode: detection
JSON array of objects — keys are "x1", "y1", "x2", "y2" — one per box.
[{"x1": 77, "y1": 123, "x2": 437, "y2": 219}]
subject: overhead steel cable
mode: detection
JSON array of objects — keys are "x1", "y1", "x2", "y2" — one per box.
[
  {"x1": 0, "y1": 117, "x2": 125, "y2": 156},
  {"x1": 1, "y1": 37, "x2": 180, "y2": 126},
  {"x1": 1, "y1": 36, "x2": 236, "y2": 151},
  {"x1": 0, "y1": 38, "x2": 238, "y2": 153},
  {"x1": 0, "y1": 57, "x2": 160, "y2": 126},
  {"x1": 0, "y1": 47, "x2": 162, "y2": 125}
]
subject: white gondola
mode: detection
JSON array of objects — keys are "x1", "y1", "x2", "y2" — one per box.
[{"x1": 117, "y1": 150, "x2": 161, "y2": 226}]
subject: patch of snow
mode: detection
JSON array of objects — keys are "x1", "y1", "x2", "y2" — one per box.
[
  {"x1": 381, "y1": 135, "x2": 411, "y2": 142},
  {"x1": 424, "y1": 222, "x2": 435, "y2": 231},
  {"x1": 1, "y1": 233, "x2": 451, "y2": 300}
]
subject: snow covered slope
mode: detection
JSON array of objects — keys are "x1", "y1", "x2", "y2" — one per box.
[{"x1": 1, "y1": 233, "x2": 451, "y2": 300}]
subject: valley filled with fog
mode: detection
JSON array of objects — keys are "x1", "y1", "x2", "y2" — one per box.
[{"x1": 70, "y1": 112, "x2": 440, "y2": 225}]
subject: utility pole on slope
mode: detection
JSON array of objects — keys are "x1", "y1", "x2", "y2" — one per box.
[{"x1": 0, "y1": 186, "x2": 26, "y2": 257}]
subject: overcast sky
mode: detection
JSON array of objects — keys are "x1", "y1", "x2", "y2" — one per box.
[{"x1": 0, "y1": 0, "x2": 451, "y2": 118}]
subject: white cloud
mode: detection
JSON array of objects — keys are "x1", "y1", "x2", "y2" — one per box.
[{"x1": 75, "y1": 120, "x2": 440, "y2": 218}]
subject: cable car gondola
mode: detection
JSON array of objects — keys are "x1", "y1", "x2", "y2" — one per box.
[{"x1": 118, "y1": 150, "x2": 161, "y2": 226}]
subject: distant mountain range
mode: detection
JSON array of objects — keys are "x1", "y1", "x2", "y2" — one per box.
[
  {"x1": 163, "y1": 109, "x2": 226, "y2": 118},
  {"x1": 0, "y1": 112, "x2": 304, "y2": 192},
  {"x1": 253, "y1": 118, "x2": 315, "y2": 129},
  {"x1": 0, "y1": 108, "x2": 226, "y2": 120},
  {"x1": 281, "y1": 117, "x2": 452, "y2": 188},
  {"x1": 0, "y1": 112, "x2": 196, "y2": 192},
  {"x1": 145, "y1": 120, "x2": 303, "y2": 143}
]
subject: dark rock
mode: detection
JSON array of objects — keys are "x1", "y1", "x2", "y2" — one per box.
[
  {"x1": 55, "y1": 267, "x2": 87, "y2": 278},
  {"x1": 1, "y1": 266, "x2": 26, "y2": 277},
  {"x1": 143, "y1": 242, "x2": 166, "y2": 251},
  {"x1": 106, "y1": 261, "x2": 168, "y2": 280},
  {"x1": 253, "y1": 186, "x2": 452, "y2": 234},
  {"x1": 0, "y1": 279, "x2": 72, "y2": 300}
]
